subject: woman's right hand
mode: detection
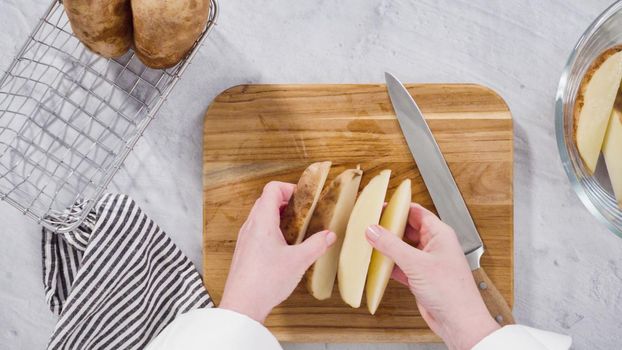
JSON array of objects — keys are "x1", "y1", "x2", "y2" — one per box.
[{"x1": 365, "y1": 203, "x2": 500, "y2": 350}]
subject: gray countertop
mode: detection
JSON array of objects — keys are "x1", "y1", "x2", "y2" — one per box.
[{"x1": 1, "y1": 0, "x2": 621, "y2": 349}]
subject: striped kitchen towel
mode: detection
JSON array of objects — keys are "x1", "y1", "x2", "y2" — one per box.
[{"x1": 42, "y1": 193, "x2": 213, "y2": 350}]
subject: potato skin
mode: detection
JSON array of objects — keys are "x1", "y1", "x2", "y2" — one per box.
[
  {"x1": 280, "y1": 162, "x2": 331, "y2": 245},
  {"x1": 132, "y1": 0, "x2": 210, "y2": 69},
  {"x1": 64, "y1": 0, "x2": 132, "y2": 58}
]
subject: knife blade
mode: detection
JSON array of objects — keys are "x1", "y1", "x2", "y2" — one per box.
[{"x1": 385, "y1": 72, "x2": 514, "y2": 325}]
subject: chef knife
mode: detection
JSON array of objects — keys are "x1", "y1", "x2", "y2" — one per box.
[{"x1": 385, "y1": 72, "x2": 514, "y2": 326}]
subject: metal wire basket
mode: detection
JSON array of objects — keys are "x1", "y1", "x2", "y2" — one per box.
[{"x1": 0, "y1": 0, "x2": 218, "y2": 233}]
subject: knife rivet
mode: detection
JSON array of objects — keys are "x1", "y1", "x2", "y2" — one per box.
[
  {"x1": 479, "y1": 282, "x2": 488, "y2": 290},
  {"x1": 495, "y1": 315, "x2": 504, "y2": 323}
]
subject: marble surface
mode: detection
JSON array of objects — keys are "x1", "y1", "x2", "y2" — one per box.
[{"x1": 1, "y1": 0, "x2": 622, "y2": 349}]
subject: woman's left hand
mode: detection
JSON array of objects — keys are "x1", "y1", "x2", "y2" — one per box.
[{"x1": 219, "y1": 181, "x2": 337, "y2": 323}]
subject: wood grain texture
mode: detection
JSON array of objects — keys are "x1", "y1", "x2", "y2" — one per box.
[{"x1": 203, "y1": 84, "x2": 514, "y2": 343}]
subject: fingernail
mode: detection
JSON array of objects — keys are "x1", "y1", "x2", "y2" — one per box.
[
  {"x1": 325, "y1": 231, "x2": 337, "y2": 245},
  {"x1": 366, "y1": 225, "x2": 383, "y2": 242}
]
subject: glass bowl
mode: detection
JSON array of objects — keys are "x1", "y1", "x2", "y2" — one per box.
[{"x1": 556, "y1": 0, "x2": 622, "y2": 236}]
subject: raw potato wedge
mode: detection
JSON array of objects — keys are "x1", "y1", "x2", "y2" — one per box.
[
  {"x1": 305, "y1": 167, "x2": 363, "y2": 300},
  {"x1": 280, "y1": 162, "x2": 332, "y2": 245},
  {"x1": 132, "y1": 0, "x2": 210, "y2": 69},
  {"x1": 575, "y1": 46, "x2": 622, "y2": 173},
  {"x1": 64, "y1": 0, "x2": 132, "y2": 58},
  {"x1": 365, "y1": 179, "x2": 411, "y2": 315},
  {"x1": 338, "y1": 169, "x2": 391, "y2": 308},
  {"x1": 603, "y1": 92, "x2": 622, "y2": 208}
]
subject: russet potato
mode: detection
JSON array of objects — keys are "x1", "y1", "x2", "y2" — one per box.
[
  {"x1": 64, "y1": 0, "x2": 133, "y2": 58},
  {"x1": 132, "y1": 0, "x2": 211, "y2": 69}
]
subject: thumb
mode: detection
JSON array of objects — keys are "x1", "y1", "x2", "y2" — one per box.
[
  {"x1": 365, "y1": 224, "x2": 426, "y2": 268},
  {"x1": 294, "y1": 230, "x2": 336, "y2": 269}
]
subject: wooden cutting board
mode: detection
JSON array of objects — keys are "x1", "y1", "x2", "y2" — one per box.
[{"x1": 203, "y1": 84, "x2": 513, "y2": 343}]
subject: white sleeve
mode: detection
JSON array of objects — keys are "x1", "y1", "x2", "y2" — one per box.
[
  {"x1": 473, "y1": 325, "x2": 571, "y2": 350},
  {"x1": 145, "y1": 308, "x2": 282, "y2": 350}
]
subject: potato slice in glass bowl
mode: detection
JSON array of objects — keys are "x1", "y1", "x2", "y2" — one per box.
[{"x1": 556, "y1": 1, "x2": 622, "y2": 236}]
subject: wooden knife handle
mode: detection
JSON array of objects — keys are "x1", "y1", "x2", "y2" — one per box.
[{"x1": 472, "y1": 267, "x2": 514, "y2": 326}]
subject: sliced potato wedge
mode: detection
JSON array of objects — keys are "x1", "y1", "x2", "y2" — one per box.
[
  {"x1": 338, "y1": 170, "x2": 391, "y2": 308},
  {"x1": 575, "y1": 46, "x2": 622, "y2": 173},
  {"x1": 281, "y1": 161, "x2": 331, "y2": 245},
  {"x1": 365, "y1": 179, "x2": 411, "y2": 314},
  {"x1": 305, "y1": 167, "x2": 363, "y2": 300},
  {"x1": 603, "y1": 92, "x2": 622, "y2": 208}
]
